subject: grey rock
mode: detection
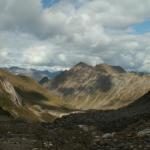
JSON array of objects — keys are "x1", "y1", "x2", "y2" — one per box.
[
  {"x1": 137, "y1": 128, "x2": 150, "y2": 137},
  {"x1": 102, "y1": 132, "x2": 115, "y2": 139}
]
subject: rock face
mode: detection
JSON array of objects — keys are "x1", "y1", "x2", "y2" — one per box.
[
  {"x1": 0, "y1": 78, "x2": 22, "y2": 107},
  {"x1": 0, "y1": 77, "x2": 23, "y2": 119},
  {"x1": 42, "y1": 62, "x2": 150, "y2": 110}
]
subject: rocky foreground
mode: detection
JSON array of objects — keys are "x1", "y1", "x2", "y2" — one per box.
[{"x1": 0, "y1": 119, "x2": 150, "y2": 150}]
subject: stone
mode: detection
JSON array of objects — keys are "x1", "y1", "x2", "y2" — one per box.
[
  {"x1": 78, "y1": 125, "x2": 89, "y2": 132},
  {"x1": 43, "y1": 141, "x2": 53, "y2": 148},
  {"x1": 102, "y1": 132, "x2": 115, "y2": 139},
  {"x1": 137, "y1": 128, "x2": 150, "y2": 137}
]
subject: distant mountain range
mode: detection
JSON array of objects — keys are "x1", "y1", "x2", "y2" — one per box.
[{"x1": 2, "y1": 66, "x2": 62, "y2": 81}]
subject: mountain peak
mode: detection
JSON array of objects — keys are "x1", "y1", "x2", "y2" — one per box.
[
  {"x1": 71, "y1": 62, "x2": 93, "y2": 72},
  {"x1": 74, "y1": 62, "x2": 90, "y2": 67}
]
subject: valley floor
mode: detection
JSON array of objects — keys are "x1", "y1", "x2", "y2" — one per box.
[{"x1": 0, "y1": 119, "x2": 150, "y2": 150}]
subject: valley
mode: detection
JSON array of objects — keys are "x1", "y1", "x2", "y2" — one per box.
[{"x1": 0, "y1": 63, "x2": 150, "y2": 150}]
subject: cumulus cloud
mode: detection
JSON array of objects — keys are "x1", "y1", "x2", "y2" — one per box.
[{"x1": 0, "y1": 0, "x2": 150, "y2": 71}]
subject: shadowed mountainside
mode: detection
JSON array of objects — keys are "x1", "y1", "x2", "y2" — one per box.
[{"x1": 54, "y1": 91, "x2": 150, "y2": 132}]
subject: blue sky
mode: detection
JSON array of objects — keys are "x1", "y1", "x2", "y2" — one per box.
[
  {"x1": 132, "y1": 20, "x2": 150, "y2": 34},
  {"x1": 42, "y1": 0, "x2": 81, "y2": 9},
  {"x1": 42, "y1": 0, "x2": 60, "y2": 8}
]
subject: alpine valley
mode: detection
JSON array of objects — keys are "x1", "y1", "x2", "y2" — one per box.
[{"x1": 0, "y1": 63, "x2": 150, "y2": 150}]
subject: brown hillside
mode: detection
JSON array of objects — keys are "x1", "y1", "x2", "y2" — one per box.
[{"x1": 43, "y1": 62, "x2": 150, "y2": 110}]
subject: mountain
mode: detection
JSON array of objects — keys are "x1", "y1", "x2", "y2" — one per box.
[
  {"x1": 40, "y1": 62, "x2": 150, "y2": 110},
  {"x1": 0, "y1": 69, "x2": 65, "y2": 122},
  {"x1": 1, "y1": 62, "x2": 150, "y2": 122},
  {"x1": 3, "y1": 66, "x2": 61, "y2": 81}
]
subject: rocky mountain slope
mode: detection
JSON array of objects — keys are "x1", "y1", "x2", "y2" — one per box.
[
  {"x1": 0, "y1": 69, "x2": 70, "y2": 122},
  {"x1": 41, "y1": 62, "x2": 150, "y2": 110}
]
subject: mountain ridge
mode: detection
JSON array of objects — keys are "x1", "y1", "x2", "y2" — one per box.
[{"x1": 41, "y1": 62, "x2": 150, "y2": 110}]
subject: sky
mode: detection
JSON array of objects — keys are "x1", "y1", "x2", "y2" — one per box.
[{"x1": 0, "y1": 0, "x2": 150, "y2": 72}]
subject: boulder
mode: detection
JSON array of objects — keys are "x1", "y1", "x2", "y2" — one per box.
[{"x1": 137, "y1": 128, "x2": 150, "y2": 137}]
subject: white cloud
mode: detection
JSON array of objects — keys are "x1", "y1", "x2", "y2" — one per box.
[
  {"x1": 0, "y1": 0, "x2": 150, "y2": 71},
  {"x1": 0, "y1": 48, "x2": 13, "y2": 65},
  {"x1": 24, "y1": 46, "x2": 53, "y2": 65}
]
